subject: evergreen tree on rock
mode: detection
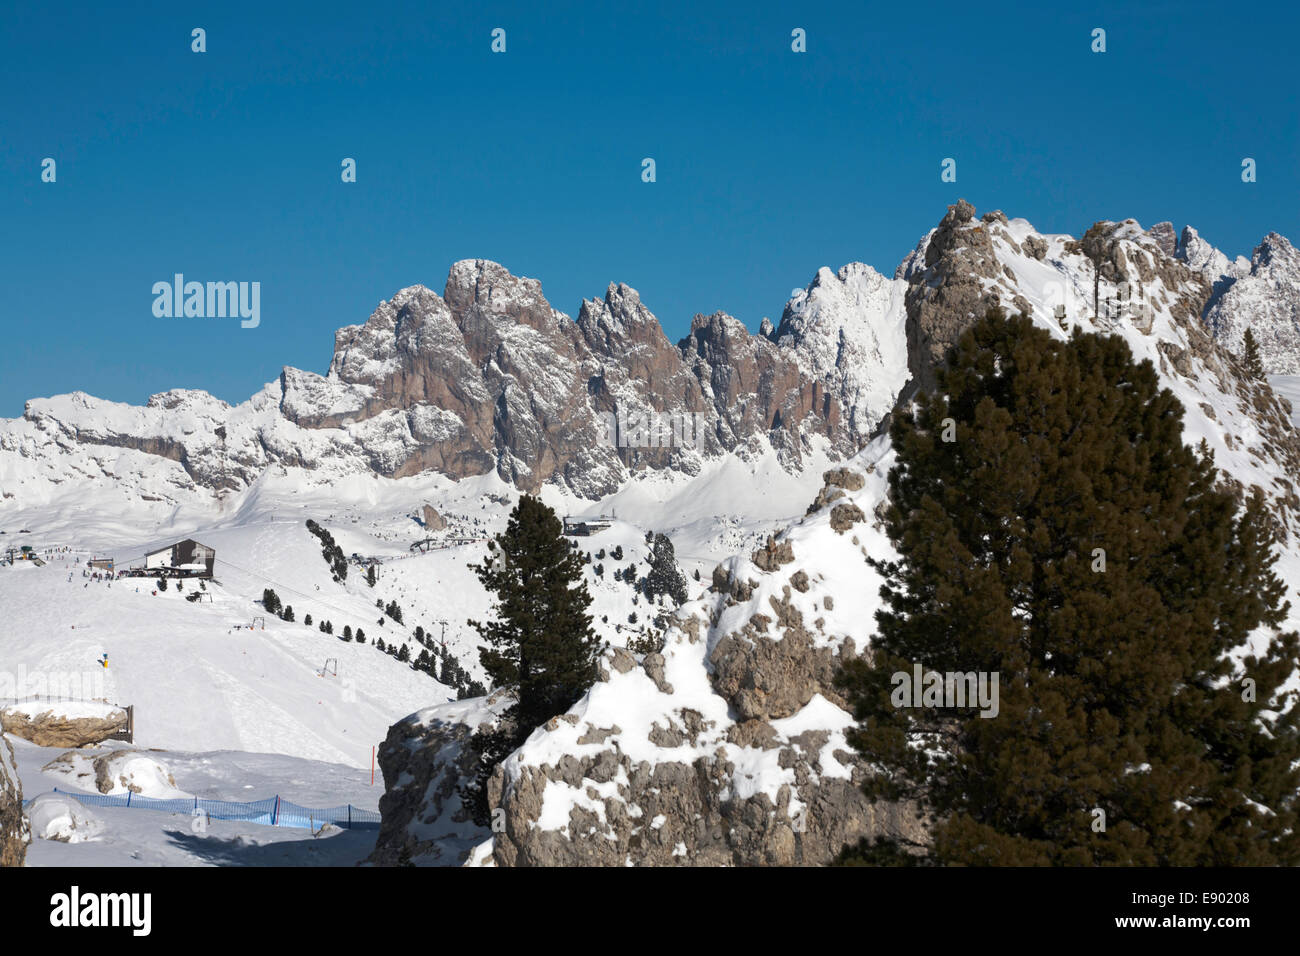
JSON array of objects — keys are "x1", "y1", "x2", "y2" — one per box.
[
  {"x1": 1243, "y1": 328, "x2": 1266, "y2": 380},
  {"x1": 837, "y1": 307, "x2": 1300, "y2": 866},
  {"x1": 463, "y1": 494, "x2": 604, "y2": 824}
]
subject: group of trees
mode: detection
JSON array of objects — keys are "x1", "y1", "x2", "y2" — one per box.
[
  {"x1": 413, "y1": 643, "x2": 486, "y2": 699},
  {"x1": 640, "y1": 532, "x2": 688, "y2": 605},
  {"x1": 306, "y1": 519, "x2": 349, "y2": 582},
  {"x1": 379, "y1": 599, "x2": 404, "y2": 624},
  {"x1": 589, "y1": 533, "x2": 688, "y2": 609}
]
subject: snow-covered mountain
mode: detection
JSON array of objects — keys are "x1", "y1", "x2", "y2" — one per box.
[
  {"x1": 1145, "y1": 221, "x2": 1300, "y2": 374},
  {"x1": 1197, "y1": 232, "x2": 1300, "y2": 374},
  {"x1": 7, "y1": 199, "x2": 1300, "y2": 867},
  {"x1": 0, "y1": 260, "x2": 911, "y2": 516},
  {"x1": 368, "y1": 200, "x2": 1300, "y2": 866}
]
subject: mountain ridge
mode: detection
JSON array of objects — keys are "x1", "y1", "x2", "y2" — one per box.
[{"x1": 3, "y1": 202, "x2": 1298, "y2": 513}]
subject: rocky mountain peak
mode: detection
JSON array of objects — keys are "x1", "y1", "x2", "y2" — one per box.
[
  {"x1": 442, "y1": 259, "x2": 556, "y2": 332},
  {"x1": 1147, "y1": 221, "x2": 1178, "y2": 257},
  {"x1": 1202, "y1": 230, "x2": 1300, "y2": 373},
  {"x1": 576, "y1": 282, "x2": 668, "y2": 356}
]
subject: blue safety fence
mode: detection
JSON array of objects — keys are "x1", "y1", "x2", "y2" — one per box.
[{"x1": 24, "y1": 788, "x2": 381, "y2": 830}]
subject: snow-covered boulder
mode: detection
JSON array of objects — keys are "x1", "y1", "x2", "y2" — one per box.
[
  {"x1": 41, "y1": 749, "x2": 188, "y2": 798},
  {"x1": 26, "y1": 793, "x2": 104, "y2": 844}
]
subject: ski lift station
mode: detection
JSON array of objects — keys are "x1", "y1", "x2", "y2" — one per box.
[
  {"x1": 563, "y1": 515, "x2": 614, "y2": 536},
  {"x1": 142, "y1": 538, "x2": 216, "y2": 578}
]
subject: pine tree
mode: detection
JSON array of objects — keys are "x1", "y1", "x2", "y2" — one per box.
[
  {"x1": 304, "y1": 613, "x2": 312, "y2": 627},
  {"x1": 282, "y1": 605, "x2": 294, "y2": 622},
  {"x1": 836, "y1": 308, "x2": 1300, "y2": 866},
  {"x1": 1243, "y1": 328, "x2": 1266, "y2": 379},
  {"x1": 262, "y1": 588, "x2": 280, "y2": 615},
  {"x1": 398, "y1": 643, "x2": 410, "y2": 662},
  {"x1": 367, "y1": 564, "x2": 377, "y2": 587},
  {"x1": 463, "y1": 494, "x2": 605, "y2": 824},
  {"x1": 343, "y1": 625, "x2": 352, "y2": 640}
]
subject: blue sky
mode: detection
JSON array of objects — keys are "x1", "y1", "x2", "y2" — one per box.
[{"x1": 2, "y1": 1, "x2": 1296, "y2": 415}]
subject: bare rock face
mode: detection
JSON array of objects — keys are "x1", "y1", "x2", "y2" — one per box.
[
  {"x1": 487, "y1": 737, "x2": 921, "y2": 867},
  {"x1": 1147, "y1": 221, "x2": 1178, "y2": 258},
  {"x1": 421, "y1": 504, "x2": 446, "y2": 531},
  {"x1": 295, "y1": 261, "x2": 905, "y2": 490},
  {"x1": 751, "y1": 535, "x2": 795, "y2": 571},
  {"x1": 0, "y1": 735, "x2": 28, "y2": 867},
  {"x1": 0, "y1": 705, "x2": 128, "y2": 748},
  {"x1": 708, "y1": 595, "x2": 854, "y2": 721}
]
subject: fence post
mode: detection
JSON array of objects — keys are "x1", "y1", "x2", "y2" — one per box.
[
  {"x1": 348, "y1": 805, "x2": 352, "y2": 829},
  {"x1": 273, "y1": 795, "x2": 280, "y2": 827},
  {"x1": 126, "y1": 791, "x2": 131, "y2": 807}
]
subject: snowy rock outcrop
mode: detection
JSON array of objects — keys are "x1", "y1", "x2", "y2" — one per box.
[
  {"x1": 0, "y1": 735, "x2": 27, "y2": 866},
  {"x1": 1, "y1": 702, "x2": 129, "y2": 749},
  {"x1": 373, "y1": 444, "x2": 925, "y2": 867},
  {"x1": 473, "y1": 445, "x2": 925, "y2": 866},
  {"x1": 367, "y1": 696, "x2": 509, "y2": 866}
]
